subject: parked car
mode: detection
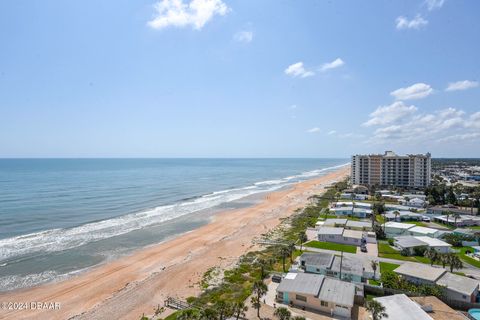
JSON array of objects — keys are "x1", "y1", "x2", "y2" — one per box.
[
  {"x1": 361, "y1": 246, "x2": 367, "y2": 253},
  {"x1": 422, "y1": 216, "x2": 431, "y2": 222},
  {"x1": 272, "y1": 275, "x2": 282, "y2": 283}
]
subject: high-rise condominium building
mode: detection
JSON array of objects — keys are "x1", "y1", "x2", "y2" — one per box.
[{"x1": 351, "y1": 151, "x2": 431, "y2": 188}]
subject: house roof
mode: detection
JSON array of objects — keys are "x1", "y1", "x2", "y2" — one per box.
[
  {"x1": 317, "y1": 277, "x2": 355, "y2": 307},
  {"x1": 318, "y1": 227, "x2": 344, "y2": 235},
  {"x1": 394, "y1": 236, "x2": 428, "y2": 248},
  {"x1": 385, "y1": 221, "x2": 416, "y2": 230},
  {"x1": 323, "y1": 218, "x2": 348, "y2": 226},
  {"x1": 342, "y1": 229, "x2": 364, "y2": 239},
  {"x1": 408, "y1": 226, "x2": 440, "y2": 235},
  {"x1": 414, "y1": 236, "x2": 451, "y2": 247},
  {"x1": 374, "y1": 294, "x2": 433, "y2": 320},
  {"x1": 277, "y1": 273, "x2": 324, "y2": 296},
  {"x1": 436, "y1": 272, "x2": 479, "y2": 296},
  {"x1": 330, "y1": 255, "x2": 364, "y2": 277},
  {"x1": 300, "y1": 252, "x2": 334, "y2": 268},
  {"x1": 394, "y1": 263, "x2": 446, "y2": 282},
  {"x1": 345, "y1": 220, "x2": 371, "y2": 228}
]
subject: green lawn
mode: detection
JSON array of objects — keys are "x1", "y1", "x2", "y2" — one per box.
[
  {"x1": 377, "y1": 242, "x2": 437, "y2": 264},
  {"x1": 368, "y1": 279, "x2": 381, "y2": 286},
  {"x1": 317, "y1": 215, "x2": 339, "y2": 221},
  {"x1": 304, "y1": 241, "x2": 357, "y2": 253},
  {"x1": 403, "y1": 221, "x2": 428, "y2": 227},
  {"x1": 470, "y1": 226, "x2": 480, "y2": 230},
  {"x1": 454, "y1": 246, "x2": 480, "y2": 268},
  {"x1": 379, "y1": 261, "x2": 400, "y2": 273}
]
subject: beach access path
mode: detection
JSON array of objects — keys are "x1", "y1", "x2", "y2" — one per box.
[{"x1": 0, "y1": 167, "x2": 349, "y2": 320}]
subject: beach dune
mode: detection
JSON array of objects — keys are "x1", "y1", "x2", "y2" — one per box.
[{"x1": 0, "y1": 167, "x2": 349, "y2": 320}]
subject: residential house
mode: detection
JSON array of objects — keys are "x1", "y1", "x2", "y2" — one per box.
[
  {"x1": 345, "y1": 220, "x2": 372, "y2": 231},
  {"x1": 373, "y1": 294, "x2": 433, "y2": 320},
  {"x1": 384, "y1": 221, "x2": 415, "y2": 237},
  {"x1": 394, "y1": 263, "x2": 479, "y2": 303},
  {"x1": 407, "y1": 226, "x2": 442, "y2": 238},
  {"x1": 276, "y1": 272, "x2": 355, "y2": 318},
  {"x1": 394, "y1": 236, "x2": 451, "y2": 254},
  {"x1": 317, "y1": 227, "x2": 367, "y2": 247}
]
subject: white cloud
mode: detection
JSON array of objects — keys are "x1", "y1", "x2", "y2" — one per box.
[
  {"x1": 147, "y1": 0, "x2": 229, "y2": 30},
  {"x1": 307, "y1": 127, "x2": 320, "y2": 133},
  {"x1": 390, "y1": 83, "x2": 433, "y2": 100},
  {"x1": 363, "y1": 104, "x2": 480, "y2": 145},
  {"x1": 363, "y1": 101, "x2": 418, "y2": 127},
  {"x1": 446, "y1": 80, "x2": 479, "y2": 92},
  {"x1": 234, "y1": 30, "x2": 253, "y2": 43},
  {"x1": 425, "y1": 0, "x2": 445, "y2": 11},
  {"x1": 285, "y1": 62, "x2": 315, "y2": 78},
  {"x1": 396, "y1": 15, "x2": 428, "y2": 30},
  {"x1": 327, "y1": 130, "x2": 337, "y2": 135},
  {"x1": 320, "y1": 58, "x2": 345, "y2": 72},
  {"x1": 289, "y1": 105, "x2": 297, "y2": 110}
]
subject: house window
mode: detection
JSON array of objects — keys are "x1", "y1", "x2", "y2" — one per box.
[
  {"x1": 329, "y1": 235, "x2": 334, "y2": 239},
  {"x1": 320, "y1": 300, "x2": 328, "y2": 307},
  {"x1": 316, "y1": 268, "x2": 320, "y2": 272},
  {"x1": 296, "y1": 294, "x2": 307, "y2": 302}
]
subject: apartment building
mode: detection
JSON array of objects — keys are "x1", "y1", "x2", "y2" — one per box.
[{"x1": 351, "y1": 151, "x2": 431, "y2": 188}]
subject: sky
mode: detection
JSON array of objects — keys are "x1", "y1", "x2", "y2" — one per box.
[{"x1": 0, "y1": 0, "x2": 479, "y2": 158}]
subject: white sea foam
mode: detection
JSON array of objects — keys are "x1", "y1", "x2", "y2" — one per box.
[{"x1": 0, "y1": 163, "x2": 349, "y2": 262}]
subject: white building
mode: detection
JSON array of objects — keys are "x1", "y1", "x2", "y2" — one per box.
[
  {"x1": 317, "y1": 227, "x2": 371, "y2": 246},
  {"x1": 351, "y1": 151, "x2": 431, "y2": 188},
  {"x1": 394, "y1": 236, "x2": 451, "y2": 254},
  {"x1": 384, "y1": 221, "x2": 414, "y2": 236},
  {"x1": 407, "y1": 226, "x2": 442, "y2": 238},
  {"x1": 373, "y1": 294, "x2": 433, "y2": 320}
]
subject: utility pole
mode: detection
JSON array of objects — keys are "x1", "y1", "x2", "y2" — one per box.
[{"x1": 339, "y1": 251, "x2": 343, "y2": 280}]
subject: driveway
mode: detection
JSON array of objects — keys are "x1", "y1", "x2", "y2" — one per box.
[{"x1": 356, "y1": 243, "x2": 378, "y2": 257}]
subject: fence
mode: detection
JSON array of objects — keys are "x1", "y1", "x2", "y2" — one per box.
[{"x1": 164, "y1": 297, "x2": 191, "y2": 310}]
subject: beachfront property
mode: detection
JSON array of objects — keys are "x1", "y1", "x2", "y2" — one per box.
[
  {"x1": 351, "y1": 151, "x2": 431, "y2": 188},
  {"x1": 394, "y1": 263, "x2": 479, "y2": 303},
  {"x1": 428, "y1": 205, "x2": 478, "y2": 216},
  {"x1": 299, "y1": 252, "x2": 375, "y2": 282},
  {"x1": 317, "y1": 226, "x2": 375, "y2": 246},
  {"x1": 276, "y1": 272, "x2": 355, "y2": 318},
  {"x1": 373, "y1": 294, "x2": 434, "y2": 320},
  {"x1": 329, "y1": 201, "x2": 373, "y2": 218},
  {"x1": 394, "y1": 236, "x2": 451, "y2": 254}
]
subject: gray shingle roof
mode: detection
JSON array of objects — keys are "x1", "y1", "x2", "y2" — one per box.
[
  {"x1": 277, "y1": 273, "x2": 324, "y2": 296},
  {"x1": 318, "y1": 277, "x2": 355, "y2": 307},
  {"x1": 436, "y1": 272, "x2": 479, "y2": 296},
  {"x1": 330, "y1": 255, "x2": 363, "y2": 277},
  {"x1": 394, "y1": 263, "x2": 446, "y2": 282},
  {"x1": 374, "y1": 294, "x2": 433, "y2": 320},
  {"x1": 300, "y1": 252, "x2": 334, "y2": 268}
]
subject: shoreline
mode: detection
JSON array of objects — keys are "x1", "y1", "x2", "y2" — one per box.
[{"x1": 0, "y1": 166, "x2": 349, "y2": 320}]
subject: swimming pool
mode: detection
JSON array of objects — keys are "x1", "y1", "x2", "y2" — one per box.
[{"x1": 469, "y1": 308, "x2": 480, "y2": 320}]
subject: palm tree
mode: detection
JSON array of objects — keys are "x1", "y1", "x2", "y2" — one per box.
[
  {"x1": 298, "y1": 231, "x2": 307, "y2": 251},
  {"x1": 233, "y1": 301, "x2": 248, "y2": 320},
  {"x1": 177, "y1": 309, "x2": 200, "y2": 320},
  {"x1": 252, "y1": 280, "x2": 267, "y2": 318},
  {"x1": 288, "y1": 242, "x2": 296, "y2": 263},
  {"x1": 280, "y1": 246, "x2": 290, "y2": 272},
  {"x1": 452, "y1": 213, "x2": 460, "y2": 227},
  {"x1": 424, "y1": 247, "x2": 438, "y2": 266},
  {"x1": 439, "y1": 253, "x2": 449, "y2": 268},
  {"x1": 256, "y1": 258, "x2": 268, "y2": 279},
  {"x1": 199, "y1": 307, "x2": 218, "y2": 320},
  {"x1": 393, "y1": 210, "x2": 400, "y2": 222},
  {"x1": 366, "y1": 300, "x2": 388, "y2": 320},
  {"x1": 215, "y1": 300, "x2": 233, "y2": 320},
  {"x1": 447, "y1": 253, "x2": 463, "y2": 272},
  {"x1": 273, "y1": 306, "x2": 291, "y2": 320},
  {"x1": 445, "y1": 210, "x2": 451, "y2": 226},
  {"x1": 371, "y1": 260, "x2": 378, "y2": 279}
]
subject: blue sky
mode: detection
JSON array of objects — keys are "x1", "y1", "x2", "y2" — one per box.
[{"x1": 0, "y1": 0, "x2": 479, "y2": 158}]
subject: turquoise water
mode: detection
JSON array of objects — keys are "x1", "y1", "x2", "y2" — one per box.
[
  {"x1": 469, "y1": 309, "x2": 480, "y2": 320},
  {"x1": 0, "y1": 158, "x2": 348, "y2": 291}
]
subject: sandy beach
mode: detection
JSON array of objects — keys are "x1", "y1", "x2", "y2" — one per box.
[{"x1": 0, "y1": 166, "x2": 349, "y2": 320}]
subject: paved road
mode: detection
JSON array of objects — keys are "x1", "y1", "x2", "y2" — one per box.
[{"x1": 297, "y1": 245, "x2": 480, "y2": 279}]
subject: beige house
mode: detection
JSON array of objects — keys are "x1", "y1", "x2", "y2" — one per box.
[{"x1": 276, "y1": 272, "x2": 355, "y2": 318}]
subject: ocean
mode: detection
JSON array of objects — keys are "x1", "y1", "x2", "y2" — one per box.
[{"x1": 0, "y1": 158, "x2": 348, "y2": 292}]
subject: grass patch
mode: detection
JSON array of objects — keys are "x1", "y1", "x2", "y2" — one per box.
[
  {"x1": 369, "y1": 279, "x2": 381, "y2": 286},
  {"x1": 403, "y1": 221, "x2": 428, "y2": 227},
  {"x1": 454, "y1": 246, "x2": 480, "y2": 268},
  {"x1": 163, "y1": 312, "x2": 179, "y2": 320},
  {"x1": 377, "y1": 242, "x2": 439, "y2": 264},
  {"x1": 379, "y1": 261, "x2": 400, "y2": 273},
  {"x1": 304, "y1": 240, "x2": 357, "y2": 253}
]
